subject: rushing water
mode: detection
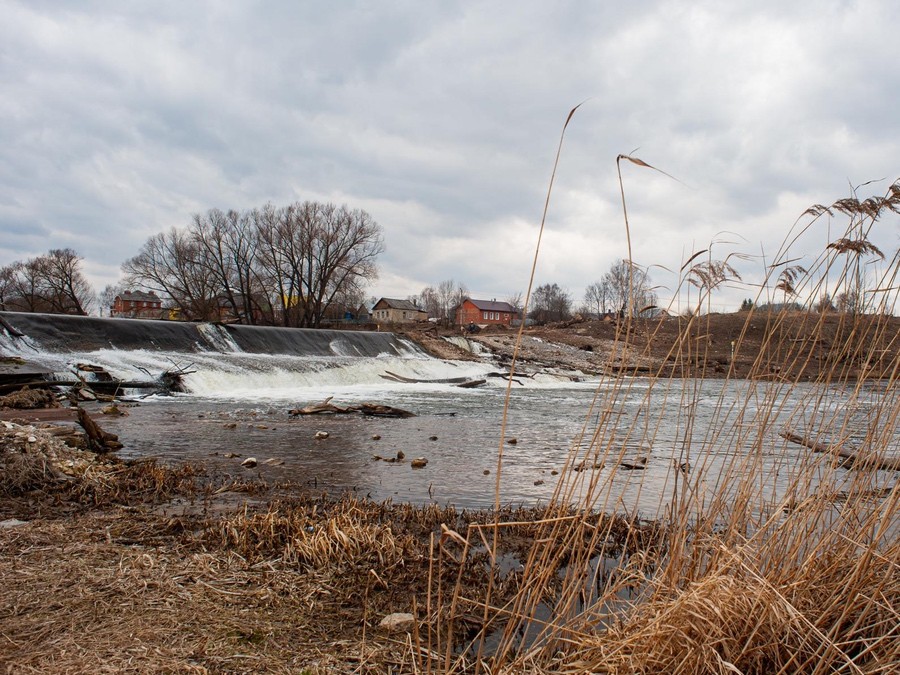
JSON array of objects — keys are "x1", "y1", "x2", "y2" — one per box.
[{"x1": 3, "y1": 312, "x2": 897, "y2": 513}]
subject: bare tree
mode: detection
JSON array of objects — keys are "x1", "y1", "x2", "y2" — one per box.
[
  {"x1": 98, "y1": 283, "x2": 124, "y2": 317},
  {"x1": 304, "y1": 204, "x2": 383, "y2": 327},
  {"x1": 0, "y1": 263, "x2": 21, "y2": 311},
  {"x1": 126, "y1": 201, "x2": 383, "y2": 327},
  {"x1": 433, "y1": 279, "x2": 467, "y2": 325},
  {"x1": 529, "y1": 283, "x2": 572, "y2": 324},
  {"x1": 836, "y1": 289, "x2": 861, "y2": 314},
  {"x1": 418, "y1": 285, "x2": 440, "y2": 319},
  {"x1": 192, "y1": 208, "x2": 266, "y2": 324},
  {"x1": 814, "y1": 293, "x2": 835, "y2": 313},
  {"x1": 505, "y1": 291, "x2": 524, "y2": 317},
  {"x1": 0, "y1": 249, "x2": 94, "y2": 315},
  {"x1": 122, "y1": 228, "x2": 221, "y2": 320},
  {"x1": 583, "y1": 281, "x2": 611, "y2": 318},
  {"x1": 600, "y1": 259, "x2": 656, "y2": 316}
]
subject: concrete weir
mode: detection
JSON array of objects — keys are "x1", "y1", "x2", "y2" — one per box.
[{"x1": 0, "y1": 311, "x2": 418, "y2": 358}]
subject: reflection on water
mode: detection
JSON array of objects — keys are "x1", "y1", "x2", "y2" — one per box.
[{"x1": 101, "y1": 377, "x2": 899, "y2": 514}]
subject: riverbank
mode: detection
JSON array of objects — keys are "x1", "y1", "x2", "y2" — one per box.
[
  {"x1": 401, "y1": 311, "x2": 900, "y2": 381},
  {"x1": 0, "y1": 418, "x2": 660, "y2": 673},
  {"x1": 3, "y1": 307, "x2": 900, "y2": 672}
]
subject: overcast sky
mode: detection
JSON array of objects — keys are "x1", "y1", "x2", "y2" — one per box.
[{"x1": 2, "y1": 0, "x2": 898, "y2": 313}]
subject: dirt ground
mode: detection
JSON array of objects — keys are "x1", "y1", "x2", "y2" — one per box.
[{"x1": 403, "y1": 310, "x2": 900, "y2": 382}]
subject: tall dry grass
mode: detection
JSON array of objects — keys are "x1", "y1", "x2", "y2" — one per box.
[{"x1": 433, "y1": 120, "x2": 900, "y2": 673}]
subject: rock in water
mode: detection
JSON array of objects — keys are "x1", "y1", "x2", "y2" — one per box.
[
  {"x1": 315, "y1": 431, "x2": 329, "y2": 440},
  {"x1": 241, "y1": 457, "x2": 258, "y2": 468},
  {"x1": 410, "y1": 457, "x2": 428, "y2": 469}
]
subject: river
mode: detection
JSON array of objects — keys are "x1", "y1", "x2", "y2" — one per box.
[{"x1": 2, "y1": 312, "x2": 896, "y2": 514}]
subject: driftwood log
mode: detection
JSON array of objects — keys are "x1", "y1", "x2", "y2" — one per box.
[
  {"x1": 355, "y1": 403, "x2": 415, "y2": 418},
  {"x1": 780, "y1": 430, "x2": 900, "y2": 471},
  {"x1": 289, "y1": 397, "x2": 415, "y2": 418},
  {"x1": 289, "y1": 397, "x2": 354, "y2": 415},
  {"x1": 380, "y1": 371, "x2": 485, "y2": 388},
  {"x1": 76, "y1": 407, "x2": 123, "y2": 453}
]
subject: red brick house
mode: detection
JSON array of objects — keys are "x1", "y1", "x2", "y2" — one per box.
[
  {"x1": 454, "y1": 299, "x2": 518, "y2": 327},
  {"x1": 111, "y1": 290, "x2": 165, "y2": 319}
]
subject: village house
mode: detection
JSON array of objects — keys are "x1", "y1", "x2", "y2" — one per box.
[
  {"x1": 111, "y1": 290, "x2": 165, "y2": 319},
  {"x1": 454, "y1": 298, "x2": 518, "y2": 327},
  {"x1": 371, "y1": 298, "x2": 428, "y2": 324}
]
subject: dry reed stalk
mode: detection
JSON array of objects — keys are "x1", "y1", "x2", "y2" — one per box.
[{"x1": 444, "y1": 177, "x2": 900, "y2": 674}]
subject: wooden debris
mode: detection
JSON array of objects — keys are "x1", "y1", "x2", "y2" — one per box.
[
  {"x1": 0, "y1": 387, "x2": 59, "y2": 410},
  {"x1": 289, "y1": 397, "x2": 353, "y2": 416},
  {"x1": 75, "y1": 407, "x2": 123, "y2": 453},
  {"x1": 290, "y1": 398, "x2": 415, "y2": 418},
  {"x1": 780, "y1": 430, "x2": 900, "y2": 471},
  {"x1": 356, "y1": 403, "x2": 415, "y2": 418},
  {"x1": 381, "y1": 371, "x2": 486, "y2": 388},
  {"x1": 619, "y1": 457, "x2": 648, "y2": 470}
]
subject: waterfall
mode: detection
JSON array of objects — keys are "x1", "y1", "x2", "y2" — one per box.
[{"x1": 0, "y1": 311, "x2": 494, "y2": 398}]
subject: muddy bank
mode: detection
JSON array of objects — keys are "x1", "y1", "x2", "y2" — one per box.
[
  {"x1": 0, "y1": 418, "x2": 659, "y2": 673},
  {"x1": 404, "y1": 311, "x2": 900, "y2": 381}
]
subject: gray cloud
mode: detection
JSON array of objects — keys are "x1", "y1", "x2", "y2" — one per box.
[{"x1": 1, "y1": 0, "x2": 898, "y2": 313}]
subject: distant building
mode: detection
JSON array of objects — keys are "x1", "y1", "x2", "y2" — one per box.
[
  {"x1": 371, "y1": 298, "x2": 428, "y2": 323},
  {"x1": 454, "y1": 299, "x2": 518, "y2": 327},
  {"x1": 355, "y1": 304, "x2": 372, "y2": 323},
  {"x1": 111, "y1": 290, "x2": 165, "y2": 319}
]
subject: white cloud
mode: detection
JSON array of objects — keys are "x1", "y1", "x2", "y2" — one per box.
[{"x1": 0, "y1": 0, "x2": 897, "y2": 310}]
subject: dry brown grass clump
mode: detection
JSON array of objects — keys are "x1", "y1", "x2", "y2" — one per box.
[{"x1": 0, "y1": 420, "x2": 203, "y2": 516}]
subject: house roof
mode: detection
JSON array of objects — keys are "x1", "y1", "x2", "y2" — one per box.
[
  {"x1": 374, "y1": 298, "x2": 424, "y2": 312},
  {"x1": 465, "y1": 299, "x2": 517, "y2": 313},
  {"x1": 118, "y1": 290, "x2": 159, "y2": 303}
]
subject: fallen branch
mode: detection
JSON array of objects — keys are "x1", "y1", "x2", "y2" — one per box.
[
  {"x1": 780, "y1": 430, "x2": 900, "y2": 471},
  {"x1": 76, "y1": 407, "x2": 123, "y2": 453},
  {"x1": 289, "y1": 398, "x2": 415, "y2": 418},
  {"x1": 289, "y1": 397, "x2": 354, "y2": 416}
]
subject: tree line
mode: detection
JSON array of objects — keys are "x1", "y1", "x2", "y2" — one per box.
[
  {"x1": 3, "y1": 202, "x2": 888, "y2": 324},
  {"x1": 0, "y1": 248, "x2": 94, "y2": 315},
  {"x1": 404, "y1": 260, "x2": 658, "y2": 327},
  {"x1": 0, "y1": 243, "x2": 655, "y2": 327},
  {"x1": 120, "y1": 201, "x2": 383, "y2": 327},
  {"x1": 525, "y1": 260, "x2": 658, "y2": 324}
]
